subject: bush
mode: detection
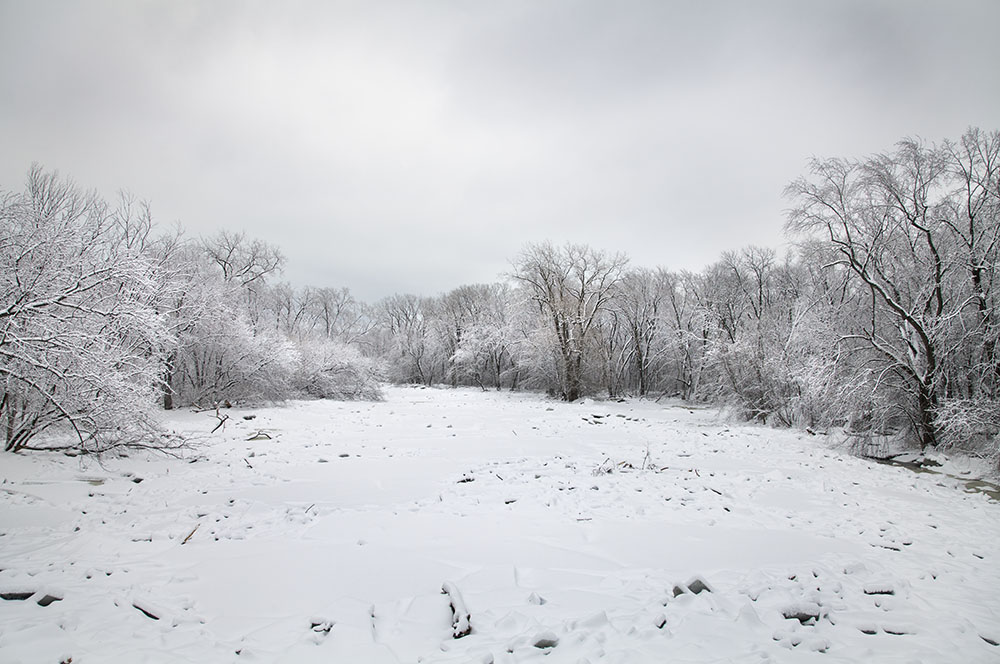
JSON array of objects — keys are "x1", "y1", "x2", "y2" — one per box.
[{"x1": 293, "y1": 338, "x2": 382, "y2": 400}]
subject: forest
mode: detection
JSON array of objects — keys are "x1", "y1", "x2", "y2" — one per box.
[{"x1": 2, "y1": 127, "x2": 998, "y2": 463}]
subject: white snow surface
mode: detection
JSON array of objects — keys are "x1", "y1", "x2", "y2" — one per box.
[{"x1": 1, "y1": 386, "x2": 999, "y2": 663}]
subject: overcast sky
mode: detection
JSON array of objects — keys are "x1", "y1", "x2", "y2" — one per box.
[{"x1": 2, "y1": 1, "x2": 998, "y2": 301}]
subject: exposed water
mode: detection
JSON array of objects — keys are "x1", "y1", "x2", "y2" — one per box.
[
  {"x1": 962, "y1": 479, "x2": 1000, "y2": 501},
  {"x1": 20, "y1": 477, "x2": 105, "y2": 486},
  {"x1": 874, "y1": 457, "x2": 1000, "y2": 502}
]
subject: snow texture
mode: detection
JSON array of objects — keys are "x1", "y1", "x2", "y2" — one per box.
[{"x1": 1, "y1": 386, "x2": 998, "y2": 662}]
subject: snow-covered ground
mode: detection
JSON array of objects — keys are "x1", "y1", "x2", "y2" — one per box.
[{"x1": 2, "y1": 386, "x2": 999, "y2": 663}]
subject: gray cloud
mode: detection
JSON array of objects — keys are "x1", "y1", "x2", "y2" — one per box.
[{"x1": 2, "y1": 0, "x2": 998, "y2": 301}]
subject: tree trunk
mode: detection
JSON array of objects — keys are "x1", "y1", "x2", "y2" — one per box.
[
  {"x1": 916, "y1": 380, "x2": 938, "y2": 449},
  {"x1": 162, "y1": 352, "x2": 177, "y2": 410},
  {"x1": 564, "y1": 351, "x2": 583, "y2": 402}
]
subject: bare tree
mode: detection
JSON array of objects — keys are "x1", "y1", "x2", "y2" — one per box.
[
  {"x1": 941, "y1": 128, "x2": 1000, "y2": 397},
  {"x1": 309, "y1": 286, "x2": 374, "y2": 345},
  {"x1": 666, "y1": 270, "x2": 712, "y2": 400},
  {"x1": 201, "y1": 230, "x2": 284, "y2": 329},
  {"x1": 378, "y1": 293, "x2": 434, "y2": 385},
  {"x1": 201, "y1": 230, "x2": 284, "y2": 287},
  {"x1": 268, "y1": 282, "x2": 313, "y2": 338},
  {"x1": 605, "y1": 267, "x2": 675, "y2": 397},
  {"x1": 511, "y1": 242, "x2": 627, "y2": 401}
]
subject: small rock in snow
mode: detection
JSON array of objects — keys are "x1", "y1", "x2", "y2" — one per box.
[
  {"x1": 782, "y1": 602, "x2": 822, "y2": 625},
  {"x1": 532, "y1": 632, "x2": 559, "y2": 649}
]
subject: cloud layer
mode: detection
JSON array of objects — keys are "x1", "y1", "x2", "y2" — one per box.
[{"x1": 2, "y1": 0, "x2": 998, "y2": 300}]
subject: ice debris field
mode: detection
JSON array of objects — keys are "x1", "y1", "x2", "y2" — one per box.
[{"x1": 1, "y1": 386, "x2": 999, "y2": 663}]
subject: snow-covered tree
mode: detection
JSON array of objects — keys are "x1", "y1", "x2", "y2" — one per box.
[
  {"x1": 446, "y1": 283, "x2": 518, "y2": 390},
  {"x1": 256, "y1": 282, "x2": 381, "y2": 399},
  {"x1": 511, "y1": 242, "x2": 628, "y2": 401},
  {"x1": 786, "y1": 128, "x2": 1000, "y2": 450},
  {"x1": 1, "y1": 167, "x2": 170, "y2": 452},
  {"x1": 157, "y1": 231, "x2": 298, "y2": 408}
]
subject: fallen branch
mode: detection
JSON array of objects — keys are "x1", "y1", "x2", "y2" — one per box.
[
  {"x1": 181, "y1": 524, "x2": 199, "y2": 545},
  {"x1": 132, "y1": 602, "x2": 159, "y2": 620},
  {"x1": 441, "y1": 581, "x2": 471, "y2": 638}
]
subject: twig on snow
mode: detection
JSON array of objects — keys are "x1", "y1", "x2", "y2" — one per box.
[
  {"x1": 210, "y1": 411, "x2": 229, "y2": 434},
  {"x1": 181, "y1": 524, "x2": 199, "y2": 545}
]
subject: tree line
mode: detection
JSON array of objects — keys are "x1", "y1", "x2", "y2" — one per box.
[
  {"x1": 2, "y1": 128, "x2": 998, "y2": 462},
  {"x1": 1, "y1": 167, "x2": 379, "y2": 453}
]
